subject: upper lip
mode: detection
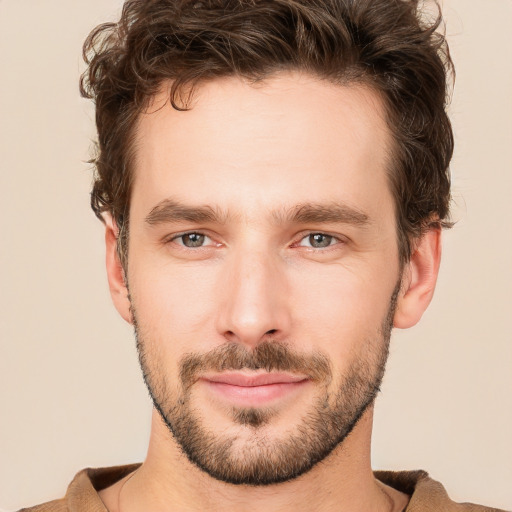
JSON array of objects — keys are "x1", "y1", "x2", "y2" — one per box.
[{"x1": 202, "y1": 372, "x2": 309, "y2": 387}]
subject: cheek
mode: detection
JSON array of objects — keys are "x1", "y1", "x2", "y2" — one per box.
[
  {"x1": 288, "y1": 263, "x2": 395, "y2": 360},
  {"x1": 128, "y1": 260, "x2": 220, "y2": 354}
]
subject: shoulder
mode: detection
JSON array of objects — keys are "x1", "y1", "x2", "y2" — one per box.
[
  {"x1": 17, "y1": 498, "x2": 68, "y2": 512},
  {"x1": 375, "y1": 470, "x2": 510, "y2": 512},
  {"x1": 16, "y1": 464, "x2": 140, "y2": 512}
]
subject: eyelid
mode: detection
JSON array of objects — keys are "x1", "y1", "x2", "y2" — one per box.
[
  {"x1": 166, "y1": 230, "x2": 217, "y2": 247},
  {"x1": 293, "y1": 231, "x2": 347, "y2": 250},
  {"x1": 162, "y1": 229, "x2": 346, "y2": 251}
]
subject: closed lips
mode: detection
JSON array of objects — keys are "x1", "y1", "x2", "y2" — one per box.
[{"x1": 202, "y1": 372, "x2": 309, "y2": 387}]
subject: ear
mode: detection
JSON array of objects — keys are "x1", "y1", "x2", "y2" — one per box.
[
  {"x1": 104, "y1": 215, "x2": 133, "y2": 324},
  {"x1": 393, "y1": 228, "x2": 442, "y2": 329}
]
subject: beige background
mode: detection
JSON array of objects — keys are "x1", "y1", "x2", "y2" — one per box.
[{"x1": 0, "y1": 1, "x2": 511, "y2": 510}]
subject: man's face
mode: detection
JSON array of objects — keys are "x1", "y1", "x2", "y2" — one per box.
[{"x1": 126, "y1": 73, "x2": 401, "y2": 485}]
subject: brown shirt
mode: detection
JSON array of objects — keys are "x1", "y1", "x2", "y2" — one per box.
[{"x1": 18, "y1": 465, "x2": 509, "y2": 512}]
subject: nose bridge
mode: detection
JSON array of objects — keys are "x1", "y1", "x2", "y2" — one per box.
[{"x1": 216, "y1": 241, "x2": 289, "y2": 347}]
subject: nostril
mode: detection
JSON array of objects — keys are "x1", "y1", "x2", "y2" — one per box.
[{"x1": 265, "y1": 329, "x2": 277, "y2": 336}]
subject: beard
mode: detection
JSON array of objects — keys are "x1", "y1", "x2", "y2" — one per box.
[{"x1": 132, "y1": 280, "x2": 400, "y2": 486}]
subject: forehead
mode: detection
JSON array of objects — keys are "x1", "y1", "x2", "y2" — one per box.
[{"x1": 131, "y1": 72, "x2": 393, "y2": 222}]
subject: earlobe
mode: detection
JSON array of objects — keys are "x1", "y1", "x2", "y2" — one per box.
[
  {"x1": 393, "y1": 228, "x2": 442, "y2": 329},
  {"x1": 104, "y1": 215, "x2": 133, "y2": 324}
]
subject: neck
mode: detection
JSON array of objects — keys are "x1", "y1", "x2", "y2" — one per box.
[{"x1": 102, "y1": 406, "x2": 408, "y2": 512}]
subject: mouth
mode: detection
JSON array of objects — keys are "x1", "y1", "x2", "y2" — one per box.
[{"x1": 199, "y1": 371, "x2": 311, "y2": 406}]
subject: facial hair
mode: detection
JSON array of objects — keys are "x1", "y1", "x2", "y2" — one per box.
[{"x1": 132, "y1": 280, "x2": 400, "y2": 486}]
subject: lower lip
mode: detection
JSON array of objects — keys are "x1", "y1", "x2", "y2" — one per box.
[{"x1": 202, "y1": 379, "x2": 310, "y2": 406}]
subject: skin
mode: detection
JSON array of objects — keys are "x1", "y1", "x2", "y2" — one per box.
[{"x1": 99, "y1": 72, "x2": 441, "y2": 512}]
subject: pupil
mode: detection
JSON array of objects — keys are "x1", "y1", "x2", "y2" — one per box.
[
  {"x1": 184, "y1": 233, "x2": 205, "y2": 247},
  {"x1": 310, "y1": 234, "x2": 331, "y2": 248}
]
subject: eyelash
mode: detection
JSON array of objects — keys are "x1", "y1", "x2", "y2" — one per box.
[
  {"x1": 295, "y1": 233, "x2": 342, "y2": 250},
  {"x1": 168, "y1": 232, "x2": 215, "y2": 249},
  {"x1": 167, "y1": 231, "x2": 345, "y2": 251}
]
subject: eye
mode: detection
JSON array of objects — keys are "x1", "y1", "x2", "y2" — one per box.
[
  {"x1": 172, "y1": 232, "x2": 212, "y2": 248},
  {"x1": 298, "y1": 233, "x2": 339, "y2": 249}
]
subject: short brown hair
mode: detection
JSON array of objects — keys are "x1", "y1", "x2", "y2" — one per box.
[{"x1": 80, "y1": 0, "x2": 454, "y2": 266}]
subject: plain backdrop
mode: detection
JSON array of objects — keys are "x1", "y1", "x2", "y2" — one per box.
[{"x1": 0, "y1": 1, "x2": 511, "y2": 510}]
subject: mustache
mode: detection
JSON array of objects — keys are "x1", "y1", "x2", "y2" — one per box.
[{"x1": 179, "y1": 341, "x2": 332, "y2": 390}]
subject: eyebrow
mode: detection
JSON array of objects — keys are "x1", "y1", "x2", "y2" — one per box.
[
  {"x1": 145, "y1": 198, "x2": 370, "y2": 227},
  {"x1": 145, "y1": 199, "x2": 229, "y2": 225},
  {"x1": 278, "y1": 202, "x2": 370, "y2": 226}
]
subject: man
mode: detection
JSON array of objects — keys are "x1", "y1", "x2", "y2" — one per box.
[{"x1": 20, "y1": 0, "x2": 508, "y2": 511}]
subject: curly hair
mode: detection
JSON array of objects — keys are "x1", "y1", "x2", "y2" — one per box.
[{"x1": 80, "y1": 0, "x2": 454, "y2": 266}]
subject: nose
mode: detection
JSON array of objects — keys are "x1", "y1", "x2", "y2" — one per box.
[{"x1": 215, "y1": 247, "x2": 291, "y2": 349}]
